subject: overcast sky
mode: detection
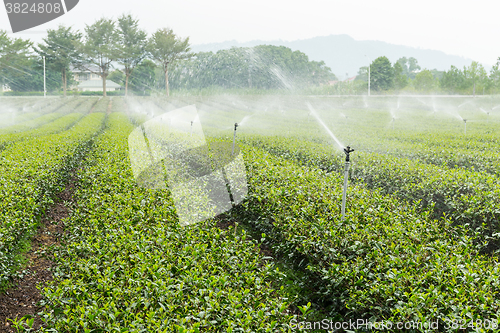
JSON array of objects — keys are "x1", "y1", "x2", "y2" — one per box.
[{"x1": 2, "y1": 0, "x2": 498, "y2": 66}]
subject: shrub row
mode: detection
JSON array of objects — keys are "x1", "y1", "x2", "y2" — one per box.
[
  {"x1": 243, "y1": 135, "x2": 500, "y2": 253},
  {"x1": 0, "y1": 112, "x2": 105, "y2": 289},
  {"x1": 238, "y1": 145, "x2": 500, "y2": 327},
  {"x1": 0, "y1": 98, "x2": 101, "y2": 150},
  {"x1": 0, "y1": 98, "x2": 76, "y2": 128},
  {"x1": 39, "y1": 111, "x2": 294, "y2": 332}
]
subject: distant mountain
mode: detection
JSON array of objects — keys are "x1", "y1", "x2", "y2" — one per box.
[{"x1": 191, "y1": 34, "x2": 478, "y2": 80}]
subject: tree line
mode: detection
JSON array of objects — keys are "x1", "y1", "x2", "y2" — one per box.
[
  {"x1": 0, "y1": 16, "x2": 335, "y2": 96},
  {"x1": 108, "y1": 45, "x2": 337, "y2": 94},
  {"x1": 0, "y1": 15, "x2": 190, "y2": 96},
  {"x1": 2, "y1": 16, "x2": 499, "y2": 96},
  {"x1": 355, "y1": 56, "x2": 500, "y2": 95}
]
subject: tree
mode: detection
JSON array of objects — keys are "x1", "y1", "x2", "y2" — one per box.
[
  {"x1": 148, "y1": 28, "x2": 191, "y2": 96},
  {"x1": 395, "y1": 56, "x2": 421, "y2": 79},
  {"x1": 393, "y1": 62, "x2": 408, "y2": 90},
  {"x1": 35, "y1": 25, "x2": 82, "y2": 96},
  {"x1": 440, "y1": 65, "x2": 467, "y2": 93},
  {"x1": 4, "y1": 57, "x2": 61, "y2": 92},
  {"x1": 116, "y1": 14, "x2": 147, "y2": 96},
  {"x1": 77, "y1": 18, "x2": 119, "y2": 97},
  {"x1": 129, "y1": 59, "x2": 157, "y2": 95},
  {"x1": 408, "y1": 57, "x2": 421, "y2": 73},
  {"x1": 0, "y1": 30, "x2": 32, "y2": 92},
  {"x1": 396, "y1": 57, "x2": 409, "y2": 77},
  {"x1": 413, "y1": 69, "x2": 435, "y2": 92},
  {"x1": 370, "y1": 56, "x2": 393, "y2": 91},
  {"x1": 489, "y1": 57, "x2": 500, "y2": 93},
  {"x1": 464, "y1": 61, "x2": 488, "y2": 96},
  {"x1": 355, "y1": 66, "x2": 369, "y2": 82},
  {"x1": 168, "y1": 45, "x2": 335, "y2": 91},
  {"x1": 108, "y1": 69, "x2": 124, "y2": 86}
]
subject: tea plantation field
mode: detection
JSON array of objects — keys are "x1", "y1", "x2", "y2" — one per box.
[{"x1": 1, "y1": 95, "x2": 500, "y2": 332}]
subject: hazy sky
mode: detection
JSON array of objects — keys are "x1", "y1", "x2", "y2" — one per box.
[{"x1": 2, "y1": 0, "x2": 498, "y2": 66}]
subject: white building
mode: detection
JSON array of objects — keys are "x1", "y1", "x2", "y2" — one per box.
[{"x1": 72, "y1": 66, "x2": 122, "y2": 92}]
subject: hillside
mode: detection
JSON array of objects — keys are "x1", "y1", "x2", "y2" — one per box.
[{"x1": 191, "y1": 34, "x2": 478, "y2": 79}]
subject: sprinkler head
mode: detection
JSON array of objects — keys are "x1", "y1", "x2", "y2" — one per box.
[
  {"x1": 463, "y1": 119, "x2": 467, "y2": 123},
  {"x1": 343, "y1": 146, "x2": 355, "y2": 162},
  {"x1": 234, "y1": 123, "x2": 239, "y2": 131}
]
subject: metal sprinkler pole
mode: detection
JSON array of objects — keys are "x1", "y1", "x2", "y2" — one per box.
[
  {"x1": 341, "y1": 146, "x2": 355, "y2": 220},
  {"x1": 231, "y1": 123, "x2": 238, "y2": 155}
]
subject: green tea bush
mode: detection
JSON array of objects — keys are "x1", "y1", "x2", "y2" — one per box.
[
  {"x1": 0, "y1": 112, "x2": 105, "y2": 289},
  {"x1": 244, "y1": 135, "x2": 500, "y2": 253},
  {"x1": 239, "y1": 146, "x2": 500, "y2": 328},
  {"x1": 40, "y1": 112, "x2": 294, "y2": 332}
]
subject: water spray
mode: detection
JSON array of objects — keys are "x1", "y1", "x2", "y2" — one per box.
[
  {"x1": 480, "y1": 108, "x2": 491, "y2": 123},
  {"x1": 341, "y1": 146, "x2": 355, "y2": 221},
  {"x1": 231, "y1": 123, "x2": 238, "y2": 155}
]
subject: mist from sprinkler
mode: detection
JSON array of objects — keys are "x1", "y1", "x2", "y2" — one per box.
[
  {"x1": 306, "y1": 102, "x2": 344, "y2": 151},
  {"x1": 362, "y1": 95, "x2": 369, "y2": 108},
  {"x1": 458, "y1": 100, "x2": 472, "y2": 109},
  {"x1": 479, "y1": 108, "x2": 491, "y2": 122},
  {"x1": 388, "y1": 107, "x2": 398, "y2": 130},
  {"x1": 239, "y1": 115, "x2": 252, "y2": 127}
]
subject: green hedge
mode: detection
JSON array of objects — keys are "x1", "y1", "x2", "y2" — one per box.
[
  {"x1": 0, "y1": 112, "x2": 105, "y2": 289},
  {"x1": 243, "y1": 135, "x2": 500, "y2": 253},
  {"x1": 39, "y1": 111, "x2": 294, "y2": 332},
  {"x1": 239, "y1": 145, "x2": 500, "y2": 327}
]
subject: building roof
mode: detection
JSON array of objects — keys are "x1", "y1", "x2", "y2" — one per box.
[
  {"x1": 78, "y1": 79, "x2": 121, "y2": 88},
  {"x1": 70, "y1": 65, "x2": 102, "y2": 73}
]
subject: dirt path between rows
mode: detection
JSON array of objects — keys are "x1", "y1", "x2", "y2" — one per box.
[
  {"x1": 0, "y1": 172, "x2": 79, "y2": 332},
  {"x1": 107, "y1": 98, "x2": 113, "y2": 114}
]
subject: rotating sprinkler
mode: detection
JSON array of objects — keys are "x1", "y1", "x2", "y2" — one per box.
[
  {"x1": 341, "y1": 146, "x2": 355, "y2": 220},
  {"x1": 392, "y1": 117, "x2": 395, "y2": 130},
  {"x1": 463, "y1": 119, "x2": 467, "y2": 135},
  {"x1": 190, "y1": 121, "x2": 194, "y2": 136},
  {"x1": 231, "y1": 123, "x2": 238, "y2": 155}
]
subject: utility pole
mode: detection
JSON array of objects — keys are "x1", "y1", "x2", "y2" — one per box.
[
  {"x1": 365, "y1": 55, "x2": 371, "y2": 96},
  {"x1": 43, "y1": 56, "x2": 46, "y2": 98}
]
